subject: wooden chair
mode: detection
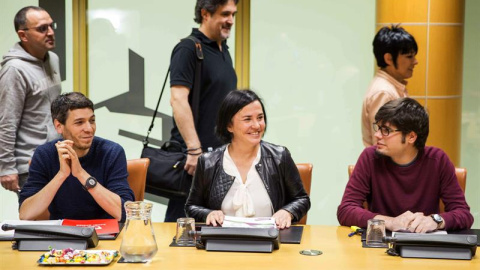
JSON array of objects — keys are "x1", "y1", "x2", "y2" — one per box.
[
  {"x1": 347, "y1": 165, "x2": 467, "y2": 213},
  {"x1": 126, "y1": 158, "x2": 150, "y2": 201},
  {"x1": 296, "y1": 163, "x2": 313, "y2": 225}
]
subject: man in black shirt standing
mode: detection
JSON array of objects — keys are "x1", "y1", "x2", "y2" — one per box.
[{"x1": 166, "y1": 0, "x2": 238, "y2": 221}]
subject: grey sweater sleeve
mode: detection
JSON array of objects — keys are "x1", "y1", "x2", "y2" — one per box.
[{"x1": 0, "y1": 65, "x2": 27, "y2": 176}]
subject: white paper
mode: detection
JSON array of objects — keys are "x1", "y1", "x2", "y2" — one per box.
[
  {"x1": 221, "y1": 216, "x2": 276, "y2": 228},
  {"x1": 0, "y1": 219, "x2": 63, "y2": 239}
]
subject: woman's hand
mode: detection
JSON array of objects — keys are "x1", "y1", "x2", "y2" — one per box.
[
  {"x1": 206, "y1": 210, "x2": 225, "y2": 227},
  {"x1": 273, "y1": 209, "x2": 293, "y2": 230}
]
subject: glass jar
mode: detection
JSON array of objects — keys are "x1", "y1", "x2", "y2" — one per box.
[{"x1": 119, "y1": 201, "x2": 158, "y2": 262}]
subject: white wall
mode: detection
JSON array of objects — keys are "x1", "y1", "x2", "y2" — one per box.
[
  {"x1": 250, "y1": 0, "x2": 375, "y2": 225},
  {"x1": 461, "y1": 0, "x2": 480, "y2": 228}
]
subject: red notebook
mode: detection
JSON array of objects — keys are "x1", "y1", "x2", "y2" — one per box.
[{"x1": 62, "y1": 219, "x2": 119, "y2": 235}]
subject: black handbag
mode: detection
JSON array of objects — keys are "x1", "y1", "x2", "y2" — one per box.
[
  {"x1": 141, "y1": 36, "x2": 203, "y2": 200},
  {"x1": 141, "y1": 141, "x2": 191, "y2": 199}
]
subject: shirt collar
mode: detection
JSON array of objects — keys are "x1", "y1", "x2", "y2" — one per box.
[
  {"x1": 192, "y1": 28, "x2": 229, "y2": 50},
  {"x1": 223, "y1": 144, "x2": 261, "y2": 177}
]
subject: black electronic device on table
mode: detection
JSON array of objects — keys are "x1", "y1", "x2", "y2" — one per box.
[
  {"x1": 195, "y1": 227, "x2": 280, "y2": 253},
  {"x1": 2, "y1": 224, "x2": 99, "y2": 251},
  {"x1": 383, "y1": 233, "x2": 477, "y2": 260}
]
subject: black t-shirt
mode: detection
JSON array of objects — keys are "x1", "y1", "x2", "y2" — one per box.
[{"x1": 169, "y1": 28, "x2": 237, "y2": 150}]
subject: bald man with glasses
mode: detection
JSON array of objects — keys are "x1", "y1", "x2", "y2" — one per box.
[{"x1": 0, "y1": 6, "x2": 61, "y2": 195}]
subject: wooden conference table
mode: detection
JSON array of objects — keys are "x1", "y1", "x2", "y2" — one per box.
[{"x1": 0, "y1": 223, "x2": 477, "y2": 269}]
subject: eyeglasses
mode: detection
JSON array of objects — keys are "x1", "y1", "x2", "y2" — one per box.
[
  {"x1": 21, "y1": 22, "x2": 56, "y2": 34},
  {"x1": 372, "y1": 123, "x2": 401, "y2": 137}
]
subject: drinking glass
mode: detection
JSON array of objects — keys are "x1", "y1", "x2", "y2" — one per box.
[
  {"x1": 366, "y1": 219, "x2": 387, "y2": 248},
  {"x1": 175, "y1": 217, "x2": 196, "y2": 246}
]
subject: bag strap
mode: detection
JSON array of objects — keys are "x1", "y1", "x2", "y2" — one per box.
[
  {"x1": 143, "y1": 35, "x2": 203, "y2": 147},
  {"x1": 184, "y1": 36, "x2": 203, "y2": 128}
]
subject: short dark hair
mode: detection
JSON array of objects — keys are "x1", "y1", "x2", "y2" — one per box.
[
  {"x1": 373, "y1": 25, "x2": 418, "y2": 68},
  {"x1": 375, "y1": 97, "x2": 429, "y2": 150},
  {"x1": 194, "y1": 0, "x2": 239, "y2": 24},
  {"x1": 51, "y1": 92, "x2": 94, "y2": 125},
  {"x1": 14, "y1": 6, "x2": 46, "y2": 32},
  {"x1": 216, "y1": 89, "x2": 267, "y2": 144}
]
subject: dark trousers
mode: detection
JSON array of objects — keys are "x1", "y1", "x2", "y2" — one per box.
[{"x1": 164, "y1": 197, "x2": 187, "y2": 222}]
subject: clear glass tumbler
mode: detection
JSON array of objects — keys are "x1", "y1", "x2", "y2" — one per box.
[
  {"x1": 175, "y1": 217, "x2": 196, "y2": 245},
  {"x1": 120, "y1": 201, "x2": 158, "y2": 262},
  {"x1": 366, "y1": 219, "x2": 387, "y2": 248}
]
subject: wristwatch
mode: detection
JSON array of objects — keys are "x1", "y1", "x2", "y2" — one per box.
[
  {"x1": 84, "y1": 176, "x2": 98, "y2": 190},
  {"x1": 431, "y1": 214, "x2": 444, "y2": 229}
]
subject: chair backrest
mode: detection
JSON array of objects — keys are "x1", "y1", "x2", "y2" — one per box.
[
  {"x1": 348, "y1": 165, "x2": 467, "y2": 213},
  {"x1": 296, "y1": 163, "x2": 313, "y2": 225},
  {"x1": 127, "y1": 158, "x2": 150, "y2": 201}
]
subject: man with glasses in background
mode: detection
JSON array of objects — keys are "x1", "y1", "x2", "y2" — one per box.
[
  {"x1": 361, "y1": 25, "x2": 418, "y2": 147},
  {"x1": 0, "y1": 6, "x2": 61, "y2": 195},
  {"x1": 338, "y1": 98, "x2": 473, "y2": 232}
]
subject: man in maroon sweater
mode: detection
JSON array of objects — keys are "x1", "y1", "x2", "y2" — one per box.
[{"x1": 338, "y1": 98, "x2": 473, "y2": 232}]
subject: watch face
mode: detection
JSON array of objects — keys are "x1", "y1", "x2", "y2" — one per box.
[
  {"x1": 432, "y1": 214, "x2": 443, "y2": 223},
  {"x1": 85, "y1": 177, "x2": 97, "y2": 189}
]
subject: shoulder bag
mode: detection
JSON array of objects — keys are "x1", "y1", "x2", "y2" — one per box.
[{"x1": 141, "y1": 36, "x2": 203, "y2": 199}]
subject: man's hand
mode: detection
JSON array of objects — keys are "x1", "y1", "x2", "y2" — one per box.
[
  {"x1": 407, "y1": 214, "x2": 439, "y2": 233},
  {"x1": 63, "y1": 143, "x2": 86, "y2": 179},
  {"x1": 273, "y1": 209, "x2": 293, "y2": 230},
  {"x1": 0, "y1": 174, "x2": 20, "y2": 192},
  {"x1": 184, "y1": 153, "x2": 200, "y2": 175},
  {"x1": 206, "y1": 210, "x2": 224, "y2": 227},
  {"x1": 56, "y1": 140, "x2": 88, "y2": 183},
  {"x1": 382, "y1": 211, "x2": 423, "y2": 232},
  {"x1": 55, "y1": 140, "x2": 73, "y2": 178}
]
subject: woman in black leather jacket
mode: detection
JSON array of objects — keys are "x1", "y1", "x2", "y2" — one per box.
[{"x1": 185, "y1": 90, "x2": 310, "y2": 229}]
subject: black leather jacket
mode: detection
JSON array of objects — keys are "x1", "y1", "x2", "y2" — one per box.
[{"x1": 185, "y1": 141, "x2": 311, "y2": 222}]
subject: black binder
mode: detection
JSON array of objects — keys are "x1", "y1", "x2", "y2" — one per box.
[
  {"x1": 196, "y1": 227, "x2": 280, "y2": 253},
  {"x1": 384, "y1": 233, "x2": 477, "y2": 260},
  {"x1": 3, "y1": 224, "x2": 99, "y2": 251}
]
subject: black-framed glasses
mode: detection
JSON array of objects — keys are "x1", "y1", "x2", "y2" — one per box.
[
  {"x1": 21, "y1": 22, "x2": 56, "y2": 34},
  {"x1": 372, "y1": 123, "x2": 401, "y2": 137}
]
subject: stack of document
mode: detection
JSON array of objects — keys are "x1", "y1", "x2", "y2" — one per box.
[{"x1": 221, "y1": 216, "x2": 276, "y2": 228}]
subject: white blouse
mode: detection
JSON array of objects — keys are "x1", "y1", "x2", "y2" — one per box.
[{"x1": 221, "y1": 145, "x2": 273, "y2": 217}]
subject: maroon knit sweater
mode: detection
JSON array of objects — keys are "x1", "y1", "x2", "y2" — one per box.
[{"x1": 337, "y1": 146, "x2": 473, "y2": 230}]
